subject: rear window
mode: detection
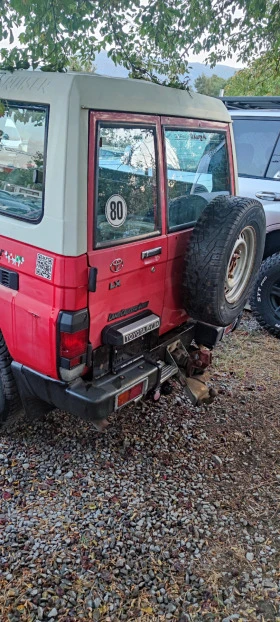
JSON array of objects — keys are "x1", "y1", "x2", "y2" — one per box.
[
  {"x1": 0, "y1": 101, "x2": 48, "y2": 222},
  {"x1": 164, "y1": 129, "x2": 230, "y2": 230},
  {"x1": 95, "y1": 124, "x2": 160, "y2": 247},
  {"x1": 232, "y1": 118, "x2": 280, "y2": 178}
]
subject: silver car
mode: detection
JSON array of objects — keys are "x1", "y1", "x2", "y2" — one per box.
[{"x1": 223, "y1": 97, "x2": 280, "y2": 337}]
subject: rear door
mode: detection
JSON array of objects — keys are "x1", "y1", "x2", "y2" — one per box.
[
  {"x1": 87, "y1": 112, "x2": 167, "y2": 349},
  {"x1": 160, "y1": 117, "x2": 234, "y2": 331}
]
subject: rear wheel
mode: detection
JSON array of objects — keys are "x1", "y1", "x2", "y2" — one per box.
[
  {"x1": 250, "y1": 252, "x2": 280, "y2": 338},
  {"x1": 0, "y1": 332, "x2": 22, "y2": 426}
]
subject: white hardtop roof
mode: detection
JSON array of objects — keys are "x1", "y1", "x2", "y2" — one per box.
[{"x1": 0, "y1": 70, "x2": 230, "y2": 123}]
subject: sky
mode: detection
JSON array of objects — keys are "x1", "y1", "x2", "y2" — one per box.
[
  {"x1": 3, "y1": 24, "x2": 245, "y2": 70},
  {"x1": 188, "y1": 52, "x2": 244, "y2": 68}
]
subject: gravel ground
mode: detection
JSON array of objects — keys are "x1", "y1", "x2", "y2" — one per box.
[{"x1": 1, "y1": 313, "x2": 280, "y2": 622}]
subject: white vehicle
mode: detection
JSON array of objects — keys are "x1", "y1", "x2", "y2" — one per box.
[{"x1": 222, "y1": 97, "x2": 280, "y2": 337}]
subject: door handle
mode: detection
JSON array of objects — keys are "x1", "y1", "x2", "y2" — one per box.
[
  {"x1": 141, "y1": 247, "x2": 162, "y2": 259},
  {"x1": 255, "y1": 191, "x2": 280, "y2": 201}
]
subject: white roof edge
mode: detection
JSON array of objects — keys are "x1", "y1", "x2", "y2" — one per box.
[{"x1": 0, "y1": 70, "x2": 231, "y2": 123}]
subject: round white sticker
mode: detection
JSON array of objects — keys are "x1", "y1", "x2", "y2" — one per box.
[{"x1": 105, "y1": 194, "x2": 127, "y2": 228}]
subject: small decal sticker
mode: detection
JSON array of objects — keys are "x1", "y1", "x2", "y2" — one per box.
[
  {"x1": 105, "y1": 194, "x2": 127, "y2": 228},
  {"x1": 0, "y1": 250, "x2": 24, "y2": 266},
  {"x1": 35, "y1": 253, "x2": 54, "y2": 280}
]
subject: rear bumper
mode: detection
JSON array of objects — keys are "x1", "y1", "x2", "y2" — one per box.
[
  {"x1": 11, "y1": 358, "x2": 163, "y2": 422},
  {"x1": 11, "y1": 320, "x2": 228, "y2": 423}
]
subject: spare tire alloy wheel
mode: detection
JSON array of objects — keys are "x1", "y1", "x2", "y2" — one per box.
[
  {"x1": 183, "y1": 196, "x2": 266, "y2": 327},
  {"x1": 225, "y1": 226, "x2": 256, "y2": 304},
  {"x1": 251, "y1": 252, "x2": 280, "y2": 338}
]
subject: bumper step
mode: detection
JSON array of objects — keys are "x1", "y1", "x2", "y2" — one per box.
[{"x1": 159, "y1": 360, "x2": 178, "y2": 383}]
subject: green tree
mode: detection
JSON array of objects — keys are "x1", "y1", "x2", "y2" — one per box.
[
  {"x1": 0, "y1": 1, "x2": 279, "y2": 86},
  {"x1": 225, "y1": 54, "x2": 280, "y2": 95},
  {"x1": 195, "y1": 73, "x2": 228, "y2": 96},
  {"x1": 67, "y1": 57, "x2": 96, "y2": 73}
]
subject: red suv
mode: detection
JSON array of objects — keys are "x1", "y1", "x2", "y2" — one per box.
[{"x1": 0, "y1": 72, "x2": 265, "y2": 430}]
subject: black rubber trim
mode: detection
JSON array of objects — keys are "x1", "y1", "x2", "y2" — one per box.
[
  {"x1": 0, "y1": 268, "x2": 19, "y2": 291},
  {"x1": 58, "y1": 309, "x2": 89, "y2": 334},
  {"x1": 89, "y1": 267, "x2": 98, "y2": 292},
  {"x1": 11, "y1": 359, "x2": 160, "y2": 423}
]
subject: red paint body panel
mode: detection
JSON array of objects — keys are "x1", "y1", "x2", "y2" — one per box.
[
  {"x1": 162, "y1": 229, "x2": 192, "y2": 330},
  {"x1": 0, "y1": 235, "x2": 88, "y2": 379}
]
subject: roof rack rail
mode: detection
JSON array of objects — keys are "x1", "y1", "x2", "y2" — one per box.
[{"x1": 220, "y1": 96, "x2": 280, "y2": 110}]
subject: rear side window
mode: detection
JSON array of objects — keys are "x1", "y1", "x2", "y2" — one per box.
[
  {"x1": 233, "y1": 118, "x2": 280, "y2": 178},
  {"x1": 266, "y1": 135, "x2": 280, "y2": 179},
  {"x1": 0, "y1": 102, "x2": 48, "y2": 222},
  {"x1": 95, "y1": 124, "x2": 160, "y2": 247},
  {"x1": 164, "y1": 129, "x2": 230, "y2": 230}
]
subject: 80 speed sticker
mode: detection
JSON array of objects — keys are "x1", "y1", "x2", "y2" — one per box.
[{"x1": 105, "y1": 194, "x2": 127, "y2": 227}]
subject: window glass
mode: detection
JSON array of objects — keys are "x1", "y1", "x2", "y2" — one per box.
[
  {"x1": 266, "y1": 135, "x2": 280, "y2": 179},
  {"x1": 0, "y1": 102, "x2": 47, "y2": 222},
  {"x1": 165, "y1": 129, "x2": 230, "y2": 230},
  {"x1": 95, "y1": 125, "x2": 159, "y2": 246},
  {"x1": 233, "y1": 118, "x2": 280, "y2": 178}
]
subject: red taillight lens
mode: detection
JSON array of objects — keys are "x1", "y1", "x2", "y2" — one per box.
[{"x1": 60, "y1": 329, "x2": 88, "y2": 359}]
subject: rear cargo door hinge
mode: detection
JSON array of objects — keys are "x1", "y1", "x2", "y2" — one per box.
[{"x1": 89, "y1": 267, "x2": 98, "y2": 292}]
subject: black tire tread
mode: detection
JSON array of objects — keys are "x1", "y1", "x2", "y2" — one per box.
[
  {"x1": 250, "y1": 252, "x2": 280, "y2": 338},
  {"x1": 183, "y1": 195, "x2": 266, "y2": 326},
  {"x1": 0, "y1": 331, "x2": 22, "y2": 424}
]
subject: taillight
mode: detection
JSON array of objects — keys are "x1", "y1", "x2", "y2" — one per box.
[
  {"x1": 60, "y1": 329, "x2": 88, "y2": 361},
  {"x1": 58, "y1": 309, "x2": 89, "y2": 381}
]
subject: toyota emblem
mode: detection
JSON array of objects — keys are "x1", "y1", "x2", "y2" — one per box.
[{"x1": 110, "y1": 258, "x2": 124, "y2": 273}]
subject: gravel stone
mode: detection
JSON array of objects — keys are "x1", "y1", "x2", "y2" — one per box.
[
  {"x1": 0, "y1": 313, "x2": 280, "y2": 622},
  {"x1": 64, "y1": 470, "x2": 73, "y2": 479},
  {"x1": 37, "y1": 607, "x2": 44, "y2": 620}
]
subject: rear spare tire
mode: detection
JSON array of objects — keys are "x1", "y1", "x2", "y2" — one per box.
[
  {"x1": 250, "y1": 252, "x2": 280, "y2": 338},
  {"x1": 182, "y1": 195, "x2": 266, "y2": 327}
]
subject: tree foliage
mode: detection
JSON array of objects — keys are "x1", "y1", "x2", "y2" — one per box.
[
  {"x1": 66, "y1": 57, "x2": 96, "y2": 73},
  {"x1": 0, "y1": 1, "x2": 279, "y2": 85},
  {"x1": 194, "y1": 73, "x2": 228, "y2": 97},
  {"x1": 224, "y1": 54, "x2": 280, "y2": 95}
]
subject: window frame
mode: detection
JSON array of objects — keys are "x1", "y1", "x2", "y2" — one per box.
[
  {"x1": 0, "y1": 100, "x2": 49, "y2": 224},
  {"x1": 162, "y1": 120, "x2": 232, "y2": 233},
  {"x1": 232, "y1": 115, "x2": 280, "y2": 181},
  {"x1": 88, "y1": 112, "x2": 163, "y2": 250},
  {"x1": 266, "y1": 134, "x2": 280, "y2": 179}
]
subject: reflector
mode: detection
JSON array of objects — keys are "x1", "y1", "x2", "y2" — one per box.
[{"x1": 117, "y1": 382, "x2": 144, "y2": 408}]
